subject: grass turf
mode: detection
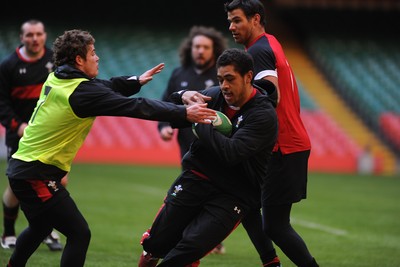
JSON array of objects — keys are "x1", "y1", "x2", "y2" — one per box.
[{"x1": 0, "y1": 161, "x2": 399, "y2": 266}]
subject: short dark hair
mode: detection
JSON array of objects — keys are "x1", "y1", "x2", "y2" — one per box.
[
  {"x1": 20, "y1": 19, "x2": 45, "y2": 35},
  {"x1": 179, "y1": 25, "x2": 228, "y2": 67},
  {"x1": 216, "y1": 48, "x2": 254, "y2": 76},
  {"x1": 224, "y1": 0, "x2": 267, "y2": 27},
  {"x1": 52, "y1": 29, "x2": 95, "y2": 67}
]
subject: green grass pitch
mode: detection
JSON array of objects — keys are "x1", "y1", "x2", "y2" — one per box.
[{"x1": 0, "y1": 161, "x2": 399, "y2": 266}]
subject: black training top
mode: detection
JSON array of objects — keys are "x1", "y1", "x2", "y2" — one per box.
[{"x1": 171, "y1": 86, "x2": 278, "y2": 208}]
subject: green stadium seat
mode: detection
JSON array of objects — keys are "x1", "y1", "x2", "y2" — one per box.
[{"x1": 305, "y1": 31, "x2": 400, "y2": 154}]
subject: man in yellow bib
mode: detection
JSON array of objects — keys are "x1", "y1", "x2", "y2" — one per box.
[{"x1": 5, "y1": 29, "x2": 216, "y2": 267}]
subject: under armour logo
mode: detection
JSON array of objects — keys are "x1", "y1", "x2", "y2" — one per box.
[
  {"x1": 19, "y1": 68, "x2": 26, "y2": 74},
  {"x1": 234, "y1": 206, "x2": 241, "y2": 214}
]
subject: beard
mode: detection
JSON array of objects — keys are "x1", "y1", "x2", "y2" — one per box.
[{"x1": 193, "y1": 57, "x2": 214, "y2": 71}]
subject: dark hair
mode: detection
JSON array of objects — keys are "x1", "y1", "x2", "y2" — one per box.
[
  {"x1": 224, "y1": 0, "x2": 267, "y2": 27},
  {"x1": 52, "y1": 29, "x2": 95, "y2": 67},
  {"x1": 179, "y1": 25, "x2": 228, "y2": 67},
  {"x1": 216, "y1": 48, "x2": 254, "y2": 76},
  {"x1": 20, "y1": 19, "x2": 45, "y2": 35}
]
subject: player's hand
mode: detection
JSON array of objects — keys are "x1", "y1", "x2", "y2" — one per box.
[
  {"x1": 160, "y1": 126, "x2": 174, "y2": 141},
  {"x1": 17, "y1": 122, "x2": 28, "y2": 137},
  {"x1": 186, "y1": 103, "x2": 216, "y2": 124},
  {"x1": 138, "y1": 63, "x2": 165, "y2": 85},
  {"x1": 182, "y1": 91, "x2": 212, "y2": 105}
]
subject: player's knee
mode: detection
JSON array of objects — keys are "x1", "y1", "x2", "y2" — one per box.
[
  {"x1": 3, "y1": 186, "x2": 19, "y2": 207},
  {"x1": 77, "y1": 225, "x2": 91, "y2": 246},
  {"x1": 71, "y1": 221, "x2": 91, "y2": 245},
  {"x1": 61, "y1": 175, "x2": 69, "y2": 187}
]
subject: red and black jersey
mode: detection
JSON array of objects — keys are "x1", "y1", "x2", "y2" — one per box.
[
  {"x1": 247, "y1": 33, "x2": 311, "y2": 154},
  {"x1": 0, "y1": 45, "x2": 54, "y2": 146}
]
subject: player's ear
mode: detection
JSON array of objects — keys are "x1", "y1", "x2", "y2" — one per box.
[
  {"x1": 75, "y1": 55, "x2": 84, "y2": 67},
  {"x1": 245, "y1": 70, "x2": 253, "y2": 84},
  {"x1": 252, "y1": 13, "x2": 261, "y2": 26}
]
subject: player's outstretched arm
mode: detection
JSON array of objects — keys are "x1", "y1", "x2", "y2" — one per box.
[{"x1": 186, "y1": 103, "x2": 215, "y2": 124}]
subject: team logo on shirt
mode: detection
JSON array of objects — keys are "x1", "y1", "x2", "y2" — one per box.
[
  {"x1": 180, "y1": 81, "x2": 188, "y2": 88},
  {"x1": 236, "y1": 115, "x2": 243, "y2": 128},
  {"x1": 47, "y1": 181, "x2": 59, "y2": 192},
  {"x1": 204, "y1": 79, "x2": 215, "y2": 89},
  {"x1": 171, "y1": 184, "x2": 183, "y2": 197},
  {"x1": 46, "y1": 62, "x2": 54, "y2": 73}
]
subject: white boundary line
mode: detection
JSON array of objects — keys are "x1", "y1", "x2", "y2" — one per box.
[{"x1": 291, "y1": 218, "x2": 348, "y2": 236}]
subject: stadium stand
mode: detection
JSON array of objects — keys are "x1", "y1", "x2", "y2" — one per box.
[
  {"x1": 77, "y1": 118, "x2": 181, "y2": 166},
  {"x1": 298, "y1": 81, "x2": 364, "y2": 172},
  {"x1": 0, "y1": 2, "x2": 398, "y2": 174},
  {"x1": 287, "y1": 42, "x2": 396, "y2": 174}
]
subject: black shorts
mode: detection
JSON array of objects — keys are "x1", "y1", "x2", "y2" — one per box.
[
  {"x1": 261, "y1": 149, "x2": 310, "y2": 206},
  {"x1": 8, "y1": 178, "x2": 69, "y2": 221},
  {"x1": 143, "y1": 171, "x2": 246, "y2": 261},
  {"x1": 165, "y1": 171, "x2": 249, "y2": 226}
]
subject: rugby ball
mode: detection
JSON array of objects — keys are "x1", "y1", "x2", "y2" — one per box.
[{"x1": 192, "y1": 111, "x2": 232, "y2": 138}]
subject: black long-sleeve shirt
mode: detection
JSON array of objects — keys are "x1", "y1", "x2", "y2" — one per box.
[{"x1": 171, "y1": 86, "x2": 278, "y2": 208}]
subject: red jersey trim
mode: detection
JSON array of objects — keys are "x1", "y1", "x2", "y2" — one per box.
[
  {"x1": 191, "y1": 170, "x2": 209, "y2": 180},
  {"x1": 11, "y1": 84, "x2": 43, "y2": 99},
  {"x1": 245, "y1": 33, "x2": 266, "y2": 50}
]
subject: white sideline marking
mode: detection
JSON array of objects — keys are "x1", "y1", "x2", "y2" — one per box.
[
  {"x1": 132, "y1": 184, "x2": 167, "y2": 197},
  {"x1": 291, "y1": 218, "x2": 348, "y2": 236}
]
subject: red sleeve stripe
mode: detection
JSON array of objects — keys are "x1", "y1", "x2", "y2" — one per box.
[{"x1": 11, "y1": 84, "x2": 43, "y2": 99}]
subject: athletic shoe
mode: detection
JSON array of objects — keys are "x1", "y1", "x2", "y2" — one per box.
[
  {"x1": 210, "y1": 243, "x2": 226, "y2": 254},
  {"x1": 43, "y1": 231, "x2": 63, "y2": 251},
  {"x1": 138, "y1": 251, "x2": 159, "y2": 267},
  {"x1": 1, "y1": 235, "x2": 16, "y2": 249},
  {"x1": 263, "y1": 256, "x2": 282, "y2": 267}
]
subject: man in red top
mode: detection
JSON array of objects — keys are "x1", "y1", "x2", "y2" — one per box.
[{"x1": 225, "y1": 1, "x2": 319, "y2": 266}]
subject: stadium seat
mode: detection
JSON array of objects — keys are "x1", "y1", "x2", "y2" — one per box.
[
  {"x1": 380, "y1": 113, "x2": 400, "y2": 149},
  {"x1": 305, "y1": 31, "x2": 400, "y2": 154}
]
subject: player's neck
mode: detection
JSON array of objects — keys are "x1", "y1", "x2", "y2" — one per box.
[
  {"x1": 193, "y1": 61, "x2": 215, "y2": 74},
  {"x1": 245, "y1": 28, "x2": 265, "y2": 48},
  {"x1": 19, "y1": 46, "x2": 44, "y2": 61}
]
